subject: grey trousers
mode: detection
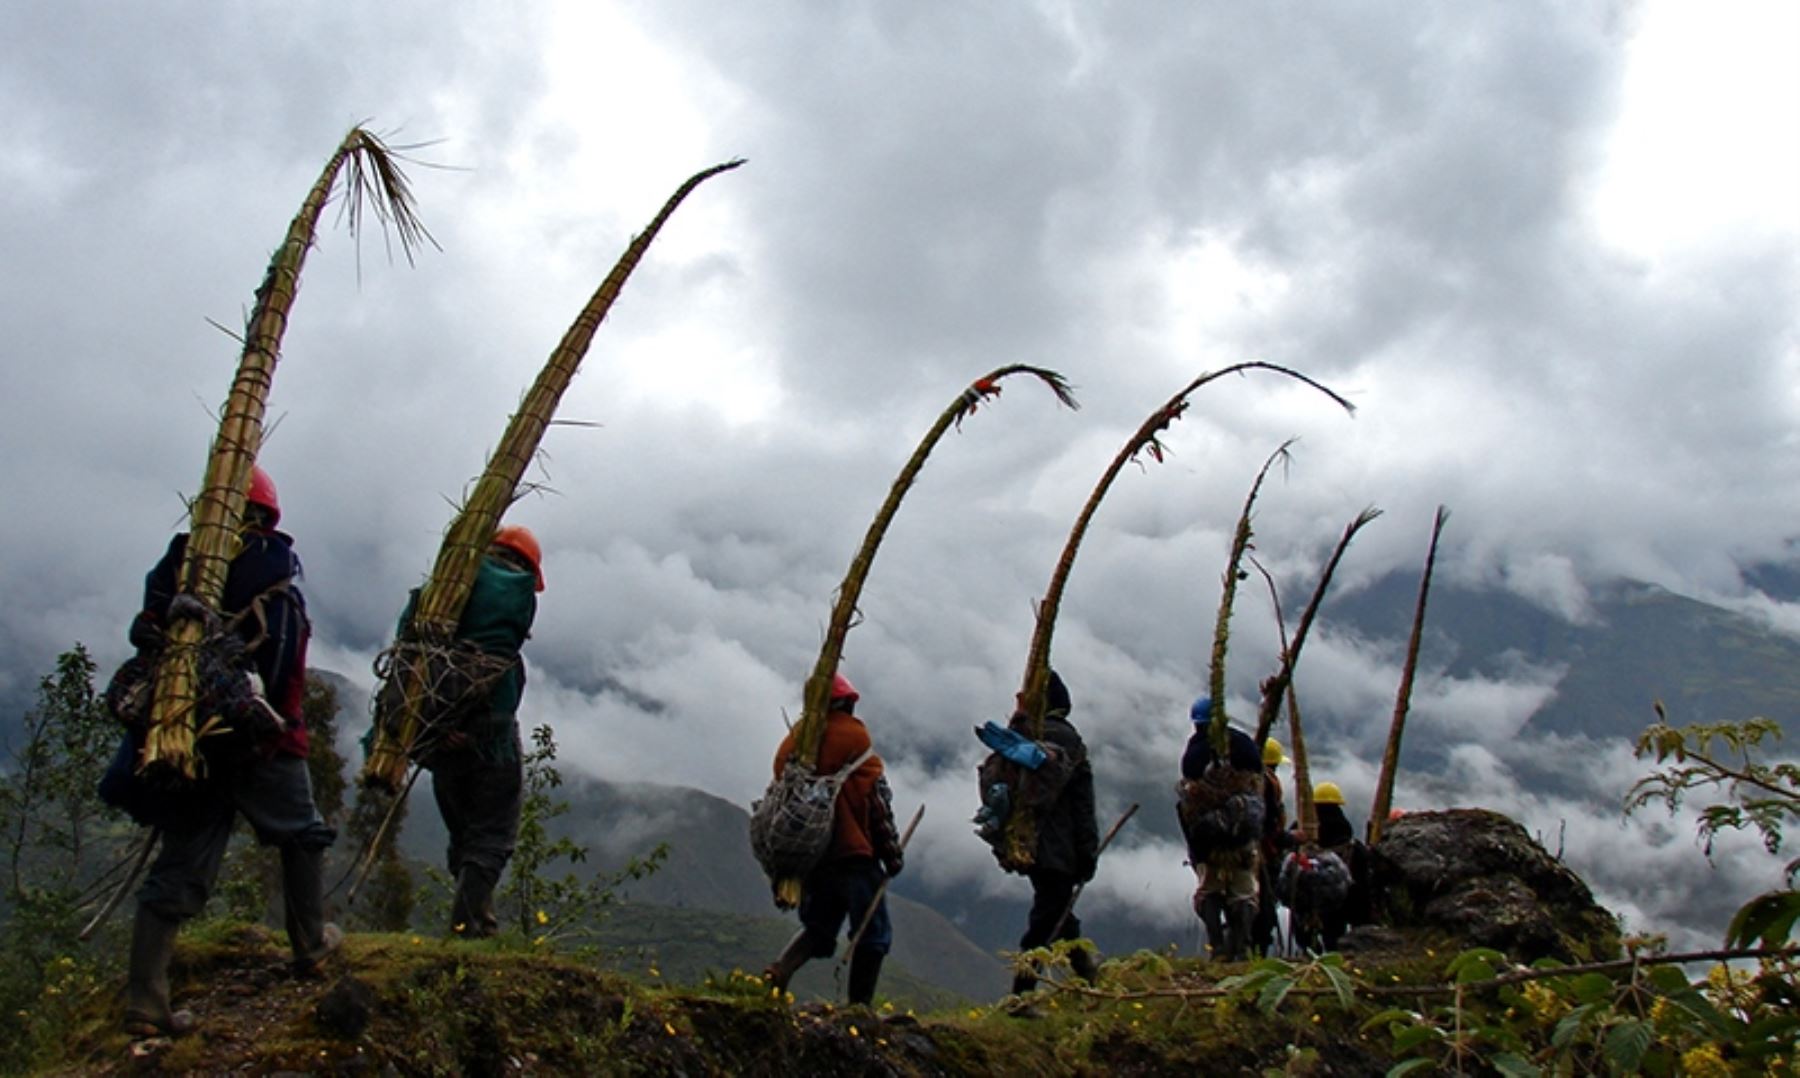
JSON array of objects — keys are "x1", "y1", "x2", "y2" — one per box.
[{"x1": 136, "y1": 752, "x2": 336, "y2": 923}]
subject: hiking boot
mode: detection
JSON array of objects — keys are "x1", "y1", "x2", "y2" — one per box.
[
  {"x1": 293, "y1": 922, "x2": 344, "y2": 979},
  {"x1": 847, "y1": 949, "x2": 884, "y2": 1007},
  {"x1": 450, "y1": 865, "x2": 500, "y2": 939},
  {"x1": 123, "y1": 906, "x2": 195, "y2": 1038},
  {"x1": 1197, "y1": 893, "x2": 1227, "y2": 959},
  {"x1": 1069, "y1": 945, "x2": 1099, "y2": 984},
  {"x1": 763, "y1": 930, "x2": 811, "y2": 995}
]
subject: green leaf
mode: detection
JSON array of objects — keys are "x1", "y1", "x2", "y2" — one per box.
[
  {"x1": 1393, "y1": 1024, "x2": 1441, "y2": 1052},
  {"x1": 1454, "y1": 957, "x2": 1496, "y2": 984},
  {"x1": 1552, "y1": 1003, "x2": 1596, "y2": 1049},
  {"x1": 1570, "y1": 972, "x2": 1615, "y2": 1004},
  {"x1": 1321, "y1": 962, "x2": 1357, "y2": 1009},
  {"x1": 1725, "y1": 889, "x2": 1800, "y2": 948},
  {"x1": 1490, "y1": 1052, "x2": 1541, "y2": 1078},
  {"x1": 1603, "y1": 1019, "x2": 1652, "y2": 1072},
  {"x1": 1257, "y1": 974, "x2": 1296, "y2": 1014},
  {"x1": 1446, "y1": 946, "x2": 1507, "y2": 978},
  {"x1": 1386, "y1": 1061, "x2": 1436, "y2": 1078},
  {"x1": 1646, "y1": 965, "x2": 1689, "y2": 992},
  {"x1": 1361, "y1": 1008, "x2": 1421, "y2": 1033}
]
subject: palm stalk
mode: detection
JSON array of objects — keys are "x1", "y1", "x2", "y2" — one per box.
[
  {"x1": 362, "y1": 158, "x2": 745, "y2": 789},
  {"x1": 1250, "y1": 556, "x2": 1314, "y2": 844},
  {"x1": 1017, "y1": 363, "x2": 1352, "y2": 736},
  {"x1": 788, "y1": 365, "x2": 1078, "y2": 769},
  {"x1": 143, "y1": 127, "x2": 431, "y2": 781},
  {"x1": 1203, "y1": 441, "x2": 1294, "y2": 756},
  {"x1": 1004, "y1": 364, "x2": 1351, "y2": 870},
  {"x1": 1367, "y1": 505, "x2": 1449, "y2": 844},
  {"x1": 1250, "y1": 506, "x2": 1382, "y2": 752}
]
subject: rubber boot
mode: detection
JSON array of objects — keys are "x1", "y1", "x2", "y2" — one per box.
[
  {"x1": 123, "y1": 905, "x2": 194, "y2": 1037},
  {"x1": 1069, "y1": 945, "x2": 1099, "y2": 984},
  {"x1": 847, "y1": 948, "x2": 884, "y2": 1006},
  {"x1": 762, "y1": 930, "x2": 811, "y2": 994},
  {"x1": 1225, "y1": 898, "x2": 1258, "y2": 962},
  {"x1": 1198, "y1": 893, "x2": 1228, "y2": 959},
  {"x1": 282, "y1": 843, "x2": 343, "y2": 975},
  {"x1": 450, "y1": 865, "x2": 499, "y2": 938}
]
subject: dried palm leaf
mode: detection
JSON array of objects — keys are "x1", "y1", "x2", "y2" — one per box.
[
  {"x1": 1202, "y1": 441, "x2": 1294, "y2": 756},
  {"x1": 143, "y1": 127, "x2": 432, "y2": 782},
  {"x1": 1367, "y1": 505, "x2": 1449, "y2": 844},
  {"x1": 362, "y1": 158, "x2": 745, "y2": 789}
]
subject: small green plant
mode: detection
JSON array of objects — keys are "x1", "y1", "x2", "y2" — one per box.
[{"x1": 499, "y1": 724, "x2": 668, "y2": 947}]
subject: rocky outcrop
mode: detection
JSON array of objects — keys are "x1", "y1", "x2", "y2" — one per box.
[{"x1": 1368, "y1": 808, "x2": 1620, "y2": 962}]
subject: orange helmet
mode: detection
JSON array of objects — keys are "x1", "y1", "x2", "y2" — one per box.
[
  {"x1": 492, "y1": 524, "x2": 544, "y2": 592},
  {"x1": 246, "y1": 465, "x2": 280, "y2": 526}
]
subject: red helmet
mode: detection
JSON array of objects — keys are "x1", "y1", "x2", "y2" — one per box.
[
  {"x1": 830, "y1": 673, "x2": 859, "y2": 705},
  {"x1": 492, "y1": 524, "x2": 545, "y2": 592},
  {"x1": 246, "y1": 465, "x2": 280, "y2": 525}
]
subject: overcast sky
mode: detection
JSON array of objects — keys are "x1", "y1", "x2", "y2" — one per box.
[{"x1": 3, "y1": 1, "x2": 1796, "y2": 948}]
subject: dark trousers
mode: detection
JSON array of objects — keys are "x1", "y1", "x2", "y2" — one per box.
[
  {"x1": 798, "y1": 858, "x2": 891, "y2": 958},
  {"x1": 137, "y1": 752, "x2": 335, "y2": 921},
  {"x1": 1019, "y1": 868, "x2": 1082, "y2": 951},
  {"x1": 431, "y1": 751, "x2": 525, "y2": 889}
]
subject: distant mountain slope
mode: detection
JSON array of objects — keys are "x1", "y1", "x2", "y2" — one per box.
[
  {"x1": 390, "y1": 773, "x2": 1010, "y2": 1001},
  {"x1": 1325, "y1": 574, "x2": 1800, "y2": 740}
]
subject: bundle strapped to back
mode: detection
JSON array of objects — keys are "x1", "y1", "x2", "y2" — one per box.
[
  {"x1": 370, "y1": 636, "x2": 519, "y2": 764},
  {"x1": 749, "y1": 745, "x2": 875, "y2": 883},
  {"x1": 1175, "y1": 762, "x2": 1267, "y2": 868},
  {"x1": 971, "y1": 720, "x2": 1078, "y2": 874}
]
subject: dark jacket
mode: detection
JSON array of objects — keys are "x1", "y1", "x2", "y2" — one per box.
[
  {"x1": 1009, "y1": 710, "x2": 1099, "y2": 881},
  {"x1": 1180, "y1": 723, "x2": 1262, "y2": 781},
  {"x1": 136, "y1": 529, "x2": 311, "y2": 756},
  {"x1": 1317, "y1": 803, "x2": 1355, "y2": 848}
]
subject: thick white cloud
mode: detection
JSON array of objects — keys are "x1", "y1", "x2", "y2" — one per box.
[{"x1": 3, "y1": 0, "x2": 1796, "y2": 947}]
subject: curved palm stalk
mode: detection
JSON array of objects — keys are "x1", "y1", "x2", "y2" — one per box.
[
  {"x1": 144, "y1": 127, "x2": 432, "y2": 781},
  {"x1": 1203, "y1": 441, "x2": 1294, "y2": 756},
  {"x1": 1003, "y1": 364, "x2": 1351, "y2": 870},
  {"x1": 1250, "y1": 507, "x2": 1383, "y2": 753},
  {"x1": 1367, "y1": 505, "x2": 1449, "y2": 844},
  {"x1": 1250, "y1": 555, "x2": 1315, "y2": 845},
  {"x1": 790, "y1": 365, "x2": 1078, "y2": 767},
  {"x1": 362, "y1": 158, "x2": 745, "y2": 789},
  {"x1": 1017, "y1": 363, "x2": 1352, "y2": 736}
]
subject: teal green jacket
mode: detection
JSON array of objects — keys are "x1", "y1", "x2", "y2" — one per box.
[{"x1": 398, "y1": 555, "x2": 537, "y2": 763}]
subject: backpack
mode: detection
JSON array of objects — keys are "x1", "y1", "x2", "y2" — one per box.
[
  {"x1": 749, "y1": 745, "x2": 875, "y2": 884},
  {"x1": 971, "y1": 731, "x2": 1077, "y2": 873},
  {"x1": 1175, "y1": 762, "x2": 1267, "y2": 865},
  {"x1": 371, "y1": 637, "x2": 520, "y2": 765}
]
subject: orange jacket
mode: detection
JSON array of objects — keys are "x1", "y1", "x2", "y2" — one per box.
[{"x1": 774, "y1": 712, "x2": 885, "y2": 862}]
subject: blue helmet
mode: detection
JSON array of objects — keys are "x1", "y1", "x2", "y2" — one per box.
[{"x1": 1189, "y1": 696, "x2": 1212, "y2": 724}]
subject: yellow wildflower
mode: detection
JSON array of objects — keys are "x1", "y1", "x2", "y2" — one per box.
[
  {"x1": 535, "y1": 909, "x2": 548, "y2": 926},
  {"x1": 849, "y1": 1025, "x2": 860, "y2": 1038},
  {"x1": 1681, "y1": 1043, "x2": 1730, "y2": 1078},
  {"x1": 664, "y1": 1021, "x2": 677, "y2": 1037}
]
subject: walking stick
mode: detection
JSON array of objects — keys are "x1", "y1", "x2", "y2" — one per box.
[
  {"x1": 1046, "y1": 802, "x2": 1139, "y2": 943},
  {"x1": 79, "y1": 828, "x2": 161, "y2": 940},
  {"x1": 835, "y1": 803, "x2": 926, "y2": 995},
  {"x1": 338, "y1": 764, "x2": 421, "y2": 903}
]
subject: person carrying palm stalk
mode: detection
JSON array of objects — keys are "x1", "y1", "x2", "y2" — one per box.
[
  {"x1": 116, "y1": 466, "x2": 341, "y2": 1037},
  {"x1": 398, "y1": 524, "x2": 544, "y2": 939},
  {"x1": 761, "y1": 673, "x2": 904, "y2": 1006}
]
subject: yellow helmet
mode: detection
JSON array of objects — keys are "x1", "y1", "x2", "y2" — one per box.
[
  {"x1": 1313, "y1": 781, "x2": 1346, "y2": 806},
  {"x1": 1263, "y1": 738, "x2": 1286, "y2": 767}
]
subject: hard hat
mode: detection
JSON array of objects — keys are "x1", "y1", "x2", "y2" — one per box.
[
  {"x1": 246, "y1": 465, "x2": 280, "y2": 525},
  {"x1": 1263, "y1": 738, "x2": 1286, "y2": 767},
  {"x1": 492, "y1": 524, "x2": 545, "y2": 592},
  {"x1": 830, "y1": 673, "x2": 859, "y2": 705},
  {"x1": 1313, "y1": 781, "x2": 1346, "y2": 806},
  {"x1": 1189, "y1": 696, "x2": 1211, "y2": 724}
]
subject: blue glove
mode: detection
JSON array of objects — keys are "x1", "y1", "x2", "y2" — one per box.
[{"x1": 974, "y1": 721, "x2": 1048, "y2": 770}]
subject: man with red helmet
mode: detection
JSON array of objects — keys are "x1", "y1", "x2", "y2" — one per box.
[
  {"x1": 405, "y1": 523, "x2": 542, "y2": 938},
  {"x1": 761, "y1": 671, "x2": 905, "y2": 1005},
  {"x1": 114, "y1": 465, "x2": 340, "y2": 1037}
]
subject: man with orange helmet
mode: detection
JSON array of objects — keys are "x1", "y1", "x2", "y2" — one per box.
[
  {"x1": 761, "y1": 671, "x2": 904, "y2": 1005},
  {"x1": 402, "y1": 523, "x2": 543, "y2": 938},
  {"x1": 112, "y1": 465, "x2": 340, "y2": 1037}
]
